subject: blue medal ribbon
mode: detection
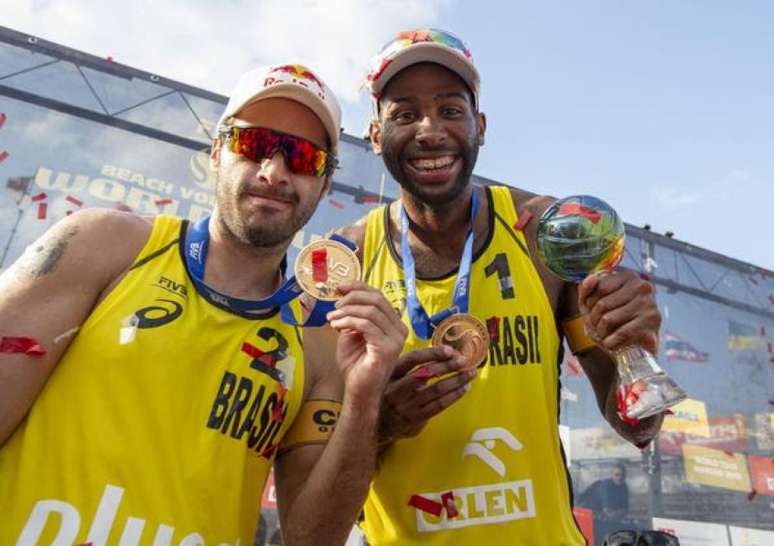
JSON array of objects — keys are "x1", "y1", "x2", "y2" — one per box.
[
  {"x1": 400, "y1": 190, "x2": 479, "y2": 339},
  {"x1": 185, "y1": 215, "x2": 303, "y2": 314}
]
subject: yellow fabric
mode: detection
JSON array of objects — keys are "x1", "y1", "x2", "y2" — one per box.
[
  {"x1": 361, "y1": 186, "x2": 585, "y2": 545},
  {"x1": 0, "y1": 215, "x2": 304, "y2": 546},
  {"x1": 563, "y1": 315, "x2": 596, "y2": 355},
  {"x1": 279, "y1": 399, "x2": 342, "y2": 454}
]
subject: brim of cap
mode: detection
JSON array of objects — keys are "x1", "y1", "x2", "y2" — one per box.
[
  {"x1": 218, "y1": 84, "x2": 339, "y2": 152},
  {"x1": 371, "y1": 42, "x2": 480, "y2": 98}
]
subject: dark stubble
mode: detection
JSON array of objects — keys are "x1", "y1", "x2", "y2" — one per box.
[{"x1": 214, "y1": 169, "x2": 318, "y2": 248}]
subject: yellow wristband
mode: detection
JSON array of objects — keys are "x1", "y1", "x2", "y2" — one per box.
[
  {"x1": 562, "y1": 315, "x2": 596, "y2": 355},
  {"x1": 278, "y1": 399, "x2": 342, "y2": 455}
]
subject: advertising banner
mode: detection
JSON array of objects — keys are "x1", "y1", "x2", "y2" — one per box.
[
  {"x1": 571, "y1": 427, "x2": 641, "y2": 461},
  {"x1": 573, "y1": 507, "x2": 594, "y2": 546},
  {"x1": 261, "y1": 471, "x2": 277, "y2": 510},
  {"x1": 752, "y1": 413, "x2": 774, "y2": 451},
  {"x1": 660, "y1": 415, "x2": 748, "y2": 455},
  {"x1": 682, "y1": 445, "x2": 751, "y2": 492},
  {"x1": 728, "y1": 525, "x2": 774, "y2": 546},
  {"x1": 652, "y1": 517, "x2": 730, "y2": 546},
  {"x1": 559, "y1": 424, "x2": 572, "y2": 467},
  {"x1": 747, "y1": 454, "x2": 774, "y2": 497},
  {"x1": 662, "y1": 398, "x2": 710, "y2": 437}
]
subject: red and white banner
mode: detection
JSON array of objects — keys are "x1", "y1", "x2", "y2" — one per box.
[
  {"x1": 747, "y1": 455, "x2": 774, "y2": 497},
  {"x1": 261, "y1": 471, "x2": 277, "y2": 510},
  {"x1": 572, "y1": 507, "x2": 594, "y2": 546}
]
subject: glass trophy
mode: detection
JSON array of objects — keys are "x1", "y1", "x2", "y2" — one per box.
[{"x1": 536, "y1": 195, "x2": 687, "y2": 420}]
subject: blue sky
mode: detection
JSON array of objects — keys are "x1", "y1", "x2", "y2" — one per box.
[
  {"x1": 7, "y1": 0, "x2": 773, "y2": 269},
  {"x1": 450, "y1": 2, "x2": 774, "y2": 271}
]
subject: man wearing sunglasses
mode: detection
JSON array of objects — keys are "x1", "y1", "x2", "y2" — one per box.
[
  {"x1": 330, "y1": 29, "x2": 665, "y2": 545},
  {"x1": 0, "y1": 64, "x2": 406, "y2": 546}
]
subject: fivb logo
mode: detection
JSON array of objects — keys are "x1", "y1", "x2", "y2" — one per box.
[
  {"x1": 457, "y1": 277, "x2": 468, "y2": 298},
  {"x1": 189, "y1": 241, "x2": 203, "y2": 263},
  {"x1": 462, "y1": 427, "x2": 522, "y2": 477},
  {"x1": 18, "y1": 484, "x2": 240, "y2": 546}
]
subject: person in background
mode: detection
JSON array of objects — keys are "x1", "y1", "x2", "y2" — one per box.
[{"x1": 580, "y1": 463, "x2": 631, "y2": 544}]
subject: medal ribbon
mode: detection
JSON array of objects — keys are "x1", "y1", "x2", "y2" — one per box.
[
  {"x1": 400, "y1": 190, "x2": 479, "y2": 339},
  {"x1": 185, "y1": 215, "x2": 303, "y2": 314}
]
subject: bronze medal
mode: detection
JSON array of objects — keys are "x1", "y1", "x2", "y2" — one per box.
[
  {"x1": 431, "y1": 313, "x2": 490, "y2": 369},
  {"x1": 294, "y1": 239, "x2": 361, "y2": 301}
]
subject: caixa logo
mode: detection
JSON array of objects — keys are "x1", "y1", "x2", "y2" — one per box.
[
  {"x1": 18, "y1": 484, "x2": 241, "y2": 546},
  {"x1": 313, "y1": 406, "x2": 339, "y2": 433}
]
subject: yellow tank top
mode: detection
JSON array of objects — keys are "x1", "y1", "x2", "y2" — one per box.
[
  {"x1": 0, "y1": 215, "x2": 304, "y2": 546},
  {"x1": 362, "y1": 186, "x2": 585, "y2": 545}
]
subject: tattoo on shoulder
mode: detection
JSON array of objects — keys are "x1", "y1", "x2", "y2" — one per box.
[{"x1": 19, "y1": 225, "x2": 80, "y2": 278}]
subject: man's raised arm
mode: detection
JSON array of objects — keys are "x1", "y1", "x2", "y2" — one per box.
[{"x1": 273, "y1": 282, "x2": 407, "y2": 546}]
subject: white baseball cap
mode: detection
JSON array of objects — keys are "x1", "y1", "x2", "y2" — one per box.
[
  {"x1": 217, "y1": 64, "x2": 342, "y2": 152},
  {"x1": 365, "y1": 29, "x2": 480, "y2": 109}
]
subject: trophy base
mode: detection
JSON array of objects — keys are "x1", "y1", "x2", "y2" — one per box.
[
  {"x1": 616, "y1": 346, "x2": 688, "y2": 420},
  {"x1": 625, "y1": 374, "x2": 688, "y2": 420}
]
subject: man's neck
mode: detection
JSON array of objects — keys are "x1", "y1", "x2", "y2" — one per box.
[
  {"x1": 390, "y1": 185, "x2": 490, "y2": 277},
  {"x1": 203, "y1": 211, "x2": 288, "y2": 300},
  {"x1": 400, "y1": 186, "x2": 476, "y2": 246},
  {"x1": 398, "y1": 185, "x2": 482, "y2": 250}
]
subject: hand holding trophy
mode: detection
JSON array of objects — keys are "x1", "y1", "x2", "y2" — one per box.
[{"x1": 536, "y1": 195, "x2": 687, "y2": 420}]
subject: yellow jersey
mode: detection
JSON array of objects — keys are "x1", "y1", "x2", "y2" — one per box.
[
  {"x1": 362, "y1": 186, "x2": 585, "y2": 545},
  {"x1": 0, "y1": 215, "x2": 304, "y2": 546}
]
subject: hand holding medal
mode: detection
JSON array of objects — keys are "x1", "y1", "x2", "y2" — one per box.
[{"x1": 430, "y1": 313, "x2": 489, "y2": 371}]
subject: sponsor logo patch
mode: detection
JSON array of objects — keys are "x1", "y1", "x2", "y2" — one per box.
[{"x1": 414, "y1": 480, "x2": 536, "y2": 532}]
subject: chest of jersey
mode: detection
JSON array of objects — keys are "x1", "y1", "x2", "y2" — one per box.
[
  {"x1": 0, "y1": 216, "x2": 304, "y2": 546},
  {"x1": 361, "y1": 187, "x2": 583, "y2": 545}
]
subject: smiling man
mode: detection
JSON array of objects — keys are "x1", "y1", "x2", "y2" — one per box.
[
  {"x1": 334, "y1": 29, "x2": 665, "y2": 545},
  {"x1": 0, "y1": 64, "x2": 406, "y2": 546}
]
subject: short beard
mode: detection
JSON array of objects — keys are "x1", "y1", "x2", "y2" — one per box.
[
  {"x1": 214, "y1": 170, "x2": 316, "y2": 248},
  {"x1": 380, "y1": 123, "x2": 480, "y2": 207}
]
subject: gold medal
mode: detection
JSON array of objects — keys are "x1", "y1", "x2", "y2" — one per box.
[
  {"x1": 431, "y1": 313, "x2": 490, "y2": 369},
  {"x1": 294, "y1": 239, "x2": 361, "y2": 301}
]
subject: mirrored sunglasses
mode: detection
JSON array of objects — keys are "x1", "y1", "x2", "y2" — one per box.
[{"x1": 220, "y1": 126, "x2": 336, "y2": 178}]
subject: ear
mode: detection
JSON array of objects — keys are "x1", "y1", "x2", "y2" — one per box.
[
  {"x1": 476, "y1": 112, "x2": 487, "y2": 146},
  {"x1": 210, "y1": 138, "x2": 222, "y2": 170},
  {"x1": 368, "y1": 119, "x2": 383, "y2": 155}
]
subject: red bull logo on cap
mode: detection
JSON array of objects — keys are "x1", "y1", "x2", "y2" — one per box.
[{"x1": 264, "y1": 64, "x2": 326, "y2": 100}]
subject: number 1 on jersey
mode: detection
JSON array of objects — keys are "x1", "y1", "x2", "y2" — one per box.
[{"x1": 485, "y1": 253, "x2": 515, "y2": 300}]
